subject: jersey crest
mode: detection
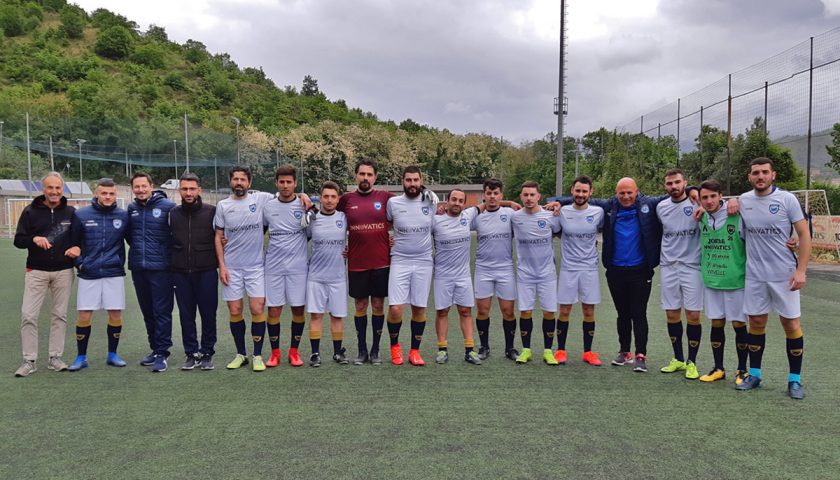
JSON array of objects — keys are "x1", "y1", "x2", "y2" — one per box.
[
  {"x1": 537, "y1": 219, "x2": 547, "y2": 229},
  {"x1": 112, "y1": 219, "x2": 122, "y2": 229},
  {"x1": 500, "y1": 214, "x2": 508, "y2": 222},
  {"x1": 152, "y1": 208, "x2": 162, "y2": 218},
  {"x1": 336, "y1": 219, "x2": 344, "y2": 228},
  {"x1": 422, "y1": 206, "x2": 430, "y2": 216},
  {"x1": 374, "y1": 202, "x2": 382, "y2": 210},
  {"x1": 683, "y1": 206, "x2": 693, "y2": 216},
  {"x1": 769, "y1": 203, "x2": 780, "y2": 214},
  {"x1": 293, "y1": 210, "x2": 303, "y2": 219},
  {"x1": 586, "y1": 215, "x2": 594, "y2": 223},
  {"x1": 641, "y1": 204, "x2": 650, "y2": 214},
  {"x1": 249, "y1": 204, "x2": 256, "y2": 213}
]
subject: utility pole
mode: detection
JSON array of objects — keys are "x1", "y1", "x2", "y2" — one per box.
[
  {"x1": 76, "y1": 139, "x2": 86, "y2": 197},
  {"x1": 173, "y1": 140, "x2": 178, "y2": 179},
  {"x1": 555, "y1": 0, "x2": 567, "y2": 197},
  {"x1": 232, "y1": 117, "x2": 241, "y2": 163},
  {"x1": 184, "y1": 113, "x2": 190, "y2": 173}
]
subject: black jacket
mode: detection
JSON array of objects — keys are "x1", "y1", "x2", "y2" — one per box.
[
  {"x1": 14, "y1": 195, "x2": 76, "y2": 271},
  {"x1": 169, "y1": 197, "x2": 218, "y2": 273}
]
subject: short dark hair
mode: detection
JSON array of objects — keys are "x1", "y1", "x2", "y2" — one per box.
[
  {"x1": 572, "y1": 175, "x2": 593, "y2": 188},
  {"x1": 320, "y1": 181, "x2": 340, "y2": 195},
  {"x1": 483, "y1": 178, "x2": 503, "y2": 192},
  {"x1": 402, "y1": 165, "x2": 422, "y2": 178},
  {"x1": 521, "y1": 180, "x2": 539, "y2": 191},
  {"x1": 355, "y1": 159, "x2": 378, "y2": 175},
  {"x1": 179, "y1": 172, "x2": 201, "y2": 186},
  {"x1": 131, "y1": 171, "x2": 153, "y2": 186},
  {"x1": 664, "y1": 168, "x2": 686, "y2": 180},
  {"x1": 699, "y1": 179, "x2": 723, "y2": 194},
  {"x1": 97, "y1": 178, "x2": 115, "y2": 188},
  {"x1": 229, "y1": 166, "x2": 251, "y2": 181},
  {"x1": 749, "y1": 157, "x2": 775, "y2": 171},
  {"x1": 449, "y1": 188, "x2": 465, "y2": 198},
  {"x1": 275, "y1": 164, "x2": 296, "y2": 180}
]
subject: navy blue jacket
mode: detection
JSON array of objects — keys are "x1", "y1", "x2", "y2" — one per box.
[
  {"x1": 127, "y1": 190, "x2": 175, "y2": 271},
  {"x1": 560, "y1": 193, "x2": 667, "y2": 271},
  {"x1": 71, "y1": 198, "x2": 129, "y2": 280}
]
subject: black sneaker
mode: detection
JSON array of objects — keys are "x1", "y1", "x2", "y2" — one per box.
[
  {"x1": 505, "y1": 348, "x2": 520, "y2": 361},
  {"x1": 309, "y1": 353, "x2": 321, "y2": 367},
  {"x1": 140, "y1": 352, "x2": 156, "y2": 366},
  {"x1": 199, "y1": 355, "x2": 214, "y2": 371},
  {"x1": 181, "y1": 354, "x2": 199, "y2": 371},
  {"x1": 369, "y1": 350, "x2": 382, "y2": 365},
  {"x1": 333, "y1": 347, "x2": 349, "y2": 365},
  {"x1": 787, "y1": 381, "x2": 805, "y2": 400},
  {"x1": 478, "y1": 346, "x2": 490, "y2": 360},
  {"x1": 735, "y1": 374, "x2": 762, "y2": 391},
  {"x1": 465, "y1": 351, "x2": 482, "y2": 365},
  {"x1": 152, "y1": 355, "x2": 168, "y2": 373},
  {"x1": 632, "y1": 354, "x2": 647, "y2": 373},
  {"x1": 611, "y1": 352, "x2": 633, "y2": 366},
  {"x1": 353, "y1": 350, "x2": 369, "y2": 365}
]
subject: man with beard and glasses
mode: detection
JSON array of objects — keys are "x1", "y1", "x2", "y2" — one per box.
[{"x1": 385, "y1": 166, "x2": 438, "y2": 366}]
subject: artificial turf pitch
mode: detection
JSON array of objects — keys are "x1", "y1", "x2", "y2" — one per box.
[{"x1": 1, "y1": 238, "x2": 839, "y2": 479}]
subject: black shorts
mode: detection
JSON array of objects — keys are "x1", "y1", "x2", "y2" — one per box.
[{"x1": 348, "y1": 267, "x2": 390, "y2": 299}]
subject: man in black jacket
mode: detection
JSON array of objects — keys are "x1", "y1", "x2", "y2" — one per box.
[
  {"x1": 13, "y1": 172, "x2": 76, "y2": 377},
  {"x1": 170, "y1": 173, "x2": 218, "y2": 371}
]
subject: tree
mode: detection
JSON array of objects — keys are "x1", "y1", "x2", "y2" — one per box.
[
  {"x1": 94, "y1": 25, "x2": 134, "y2": 59},
  {"x1": 301, "y1": 75, "x2": 319, "y2": 96},
  {"x1": 144, "y1": 24, "x2": 168, "y2": 43},
  {"x1": 59, "y1": 6, "x2": 86, "y2": 39},
  {"x1": 826, "y1": 123, "x2": 840, "y2": 175}
]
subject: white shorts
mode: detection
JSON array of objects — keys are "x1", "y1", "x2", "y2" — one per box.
[
  {"x1": 660, "y1": 264, "x2": 703, "y2": 311},
  {"x1": 222, "y1": 267, "x2": 265, "y2": 302},
  {"x1": 434, "y1": 275, "x2": 475, "y2": 310},
  {"x1": 77, "y1": 277, "x2": 125, "y2": 311},
  {"x1": 388, "y1": 261, "x2": 433, "y2": 307},
  {"x1": 557, "y1": 270, "x2": 601, "y2": 305},
  {"x1": 517, "y1": 279, "x2": 558, "y2": 313},
  {"x1": 703, "y1": 287, "x2": 746, "y2": 322},
  {"x1": 306, "y1": 280, "x2": 348, "y2": 317},
  {"x1": 744, "y1": 279, "x2": 801, "y2": 319},
  {"x1": 474, "y1": 267, "x2": 517, "y2": 301},
  {"x1": 266, "y1": 273, "x2": 307, "y2": 307}
]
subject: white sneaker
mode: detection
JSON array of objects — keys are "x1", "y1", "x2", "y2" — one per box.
[{"x1": 15, "y1": 360, "x2": 37, "y2": 377}]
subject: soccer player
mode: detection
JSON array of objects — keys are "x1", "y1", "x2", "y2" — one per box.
[
  {"x1": 13, "y1": 172, "x2": 75, "y2": 376},
  {"x1": 65, "y1": 178, "x2": 130, "y2": 371},
  {"x1": 337, "y1": 160, "x2": 393, "y2": 365},
  {"x1": 696, "y1": 179, "x2": 749, "y2": 384},
  {"x1": 736, "y1": 157, "x2": 811, "y2": 399},
  {"x1": 432, "y1": 189, "x2": 481, "y2": 365},
  {"x1": 170, "y1": 173, "x2": 218, "y2": 371},
  {"x1": 214, "y1": 166, "x2": 275, "y2": 372},
  {"x1": 473, "y1": 179, "x2": 520, "y2": 361},
  {"x1": 305, "y1": 181, "x2": 349, "y2": 367},
  {"x1": 555, "y1": 176, "x2": 605, "y2": 366},
  {"x1": 656, "y1": 169, "x2": 704, "y2": 379},
  {"x1": 127, "y1": 172, "x2": 176, "y2": 373},
  {"x1": 511, "y1": 181, "x2": 561, "y2": 365},
  {"x1": 386, "y1": 166, "x2": 436, "y2": 366},
  {"x1": 263, "y1": 165, "x2": 309, "y2": 367}
]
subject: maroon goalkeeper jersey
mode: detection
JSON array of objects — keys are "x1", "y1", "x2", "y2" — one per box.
[{"x1": 338, "y1": 189, "x2": 394, "y2": 272}]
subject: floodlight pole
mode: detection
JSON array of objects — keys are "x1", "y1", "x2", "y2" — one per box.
[
  {"x1": 77, "y1": 139, "x2": 86, "y2": 197},
  {"x1": 555, "y1": 0, "x2": 567, "y2": 197},
  {"x1": 232, "y1": 117, "x2": 241, "y2": 163},
  {"x1": 0, "y1": 120, "x2": 5, "y2": 160},
  {"x1": 173, "y1": 140, "x2": 178, "y2": 179}
]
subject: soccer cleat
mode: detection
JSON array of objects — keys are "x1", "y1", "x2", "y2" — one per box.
[
  {"x1": 48, "y1": 357, "x2": 68, "y2": 372},
  {"x1": 390, "y1": 344, "x2": 404, "y2": 365},
  {"x1": 660, "y1": 358, "x2": 687, "y2": 373},
  {"x1": 478, "y1": 346, "x2": 490, "y2": 361},
  {"x1": 684, "y1": 361, "x2": 699, "y2": 380},
  {"x1": 199, "y1": 355, "x2": 214, "y2": 371},
  {"x1": 505, "y1": 348, "x2": 520, "y2": 361},
  {"x1": 633, "y1": 354, "x2": 648, "y2": 372},
  {"x1": 370, "y1": 351, "x2": 383, "y2": 366},
  {"x1": 265, "y1": 349, "x2": 281, "y2": 368},
  {"x1": 68, "y1": 355, "x2": 88, "y2": 372},
  {"x1": 611, "y1": 352, "x2": 633, "y2": 366},
  {"x1": 734, "y1": 370, "x2": 748, "y2": 386},
  {"x1": 515, "y1": 348, "x2": 533, "y2": 364},
  {"x1": 435, "y1": 350, "x2": 449, "y2": 364},
  {"x1": 465, "y1": 351, "x2": 482, "y2": 365},
  {"x1": 288, "y1": 348, "x2": 304, "y2": 367},
  {"x1": 14, "y1": 360, "x2": 37, "y2": 377},
  {"x1": 699, "y1": 369, "x2": 726, "y2": 382},
  {"x1": 151, "y1": 355, "x2": 167, "y2": 373},
  {"x1": 106, "y1": 352, "x2": 127, "y2": 367},
  {"x1": 181, "y1": 354, "x2": 199, "y2": 371},
  {"x1": 787, "y1": 381, "x2": 805, "y2": 400},
  {"x1": 309, "y1": 353, "x2": 321, "y2": 368},
  {"x1": 139, "y1": 352, "x2": 156, "y2": 366},
  {"x1": 553, "y1": 349, "x2": 567, "y2": 365},
  {"x1": 735, "y1": 374, "x2": 761, "y2": 391},
  {"x1": 581, "y1": 351, "x2": 602, "y2": 366},
  {"x1": 408, "y1": 349, "x2": 425, "y2": 366},
  {"x1": 252, "y1": 355, "x2": 266, "y2": 372},
  {"x1": 353, "y1": 350, "x2": 369, "y2": 366},
  {"x1": 543, "y1": 349, "x2": 559, "y2": 365},
  {"x1": 226, "y1": 354, "x2": 249, "y2": 369},
  {"x1": 333, "y1": 347, "x2": 349, "y2": 365}
]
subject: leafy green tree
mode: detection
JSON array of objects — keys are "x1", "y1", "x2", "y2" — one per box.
[
  {"x1": 301, "y1": 75, "x2": 319, "y2": 96},
  {"x1": 826, "y1": 123, "x2": 840, "y2": 175},
  {"x1": 59, "y1": 6, "x2": 86, "y2": 39},
  {"x1": 130, "y1": 43, "x2": 166, "y2": 68},
  {"x1": 0, "y1": 4, "x2": 27, "y2": 37},
  {"x1": 94, "y1": 25, "x2": 134, "y2": 59}
]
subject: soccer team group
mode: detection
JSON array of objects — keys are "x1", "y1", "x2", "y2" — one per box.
[{"x1": 13, "y1": 157, "x2": 811, "y2": 399}]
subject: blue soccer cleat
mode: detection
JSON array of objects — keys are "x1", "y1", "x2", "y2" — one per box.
[
  {"x1": 106, "y1": 352, "x2": 127, "y2": 367},
  {"x1": 68, "y1": 355, "x2": 88, "y2": 372}
]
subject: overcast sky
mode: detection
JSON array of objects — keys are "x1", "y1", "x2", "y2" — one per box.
[{"x1": 74, "y1": 0, "x2": 840, "y2": 143}]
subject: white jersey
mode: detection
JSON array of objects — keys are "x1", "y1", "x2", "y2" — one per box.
[
  {"x1": 558, "y1": 204, "x2": 604, "y2": 271},
  {"x1": 657, "y1": 196, "x2": 701, "y2": 267},
  {"x1": 739, "y1": 188, "x2": 805, "y2": 282},
  {"x1": 307, "y1": 211, "x2": 347, "y2": 283},
  {"x1": 472, "y1": 206, "x2": 515, "y2": 270},
  {"x1": 387, "y1": 194, "x2": 434, "y2": 263},
  {"x1": 511, "y1": 209, "x2": 561, "y2": 283},
  {"x1": 263, "y1": 197, "x2": 309, "y2": 275},
  {"x1": 432, "y1": 208, "x2": 477, "y2": 279},
  {"x1": 213, "y1": 192, "x2": 273, "y2": 270}
]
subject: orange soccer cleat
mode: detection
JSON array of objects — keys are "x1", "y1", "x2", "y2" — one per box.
[
  {"x1": 408, "y1": 349, "x2": 425, "y2": 366},
  {"x1": 265, "y1": 349, "x2": 281, "y2": 367},
  {"x1": 581, "y1": 351, "x2": 602, "y2": 366},
  {"x1": 287, "y1": 347, "x2": 303, "y2": 367},
  {"x1": 553, "y1": 349, "x2": 568, "y2": 365},
  {"x1": 390, "y1": 344, "x2": 404, "y2": 365}
]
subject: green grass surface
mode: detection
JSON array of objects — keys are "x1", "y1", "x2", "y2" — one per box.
[{"x1": 1, "y1": 238, "x2": 839, "y2": 479}]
